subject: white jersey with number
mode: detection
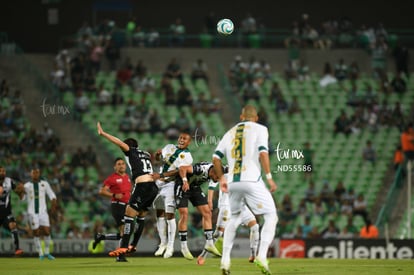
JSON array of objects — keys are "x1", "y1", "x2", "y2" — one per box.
[
  {"x1": 213, "y1": 121, "x2": 269, "y2": 183},
  {"x1": 23, "y1": 180, "x2": 56, "y2": 215},
  {"x1": 160, "y1": 144, "x2": 193, "y2": 186}
]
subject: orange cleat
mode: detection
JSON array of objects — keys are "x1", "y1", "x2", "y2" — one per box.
[
  {"x1": 15, "y1": 249, "x2": 24, "y2": 256},
  {"x1": 109, "y1": 247, "x2": 128, "y2": 257}
]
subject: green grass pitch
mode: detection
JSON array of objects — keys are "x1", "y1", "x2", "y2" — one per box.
[{"x1": 1, "y1": 257, "x2": 414, "y2": 275}]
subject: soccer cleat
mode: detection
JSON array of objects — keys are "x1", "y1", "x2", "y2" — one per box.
[
  {"x1": 154, "y1": 244, "x2": 167, "y2": 256},
  {"x1": 204, "y1": 244, "x2": 222, "y2": 257},
  {"x1": 248, "y1": 255, "x2": 255, "y2": 263},
  {"x1": 254, "y1": 258, "x2": 271, "y2": 275},
  {"x1": 221, "y1": 268, "x2": 231, "y2": 275},
  {"x1": 15, "y1": 249, "x2": 24, "y2": 256},
  {"x1": 163, "y1": 246, "x2": 174, "y2": 258},
  {"x1": 39, "y1": 255, "x2": 45, "y2": 260},
  {"x1": 46, "y1": 254, "x2": 55, "y2": 260},
  {"x1": 109, "y1": 247, "x2": 128, "y2": 257},
  {"x1": 197, "y1": 255, "x2": 206, "y2": 265},
  {"x1": 127, "y1": 245, "x2": 136, "y2": 254},
  {"x1": 215, "y1": 237, "x2": 223, "y2": 254},
  {"x1": 181, "y1": 247, "x2": 194, "y2": 260},
  {"x1": 92, "y1": 233, "x2": 104, "y2": 250}
]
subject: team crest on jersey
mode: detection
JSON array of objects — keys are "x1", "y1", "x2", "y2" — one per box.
[{"x1": 179, "y1": 153, "x2": 185, "y2": 159}]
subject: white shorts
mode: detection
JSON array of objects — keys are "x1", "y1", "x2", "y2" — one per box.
[
  {"x1": 217, "y1": 198, "x2": 256, "y2": 228},
  {"x1": 28, "y1": 212, "x2": 50, "y2": 229},
  {"x1": 228, "y1": 180, "x2": 276, "y2": 216},
  {"x1": 154, "y1": 182, "x2": 175, "y2": 213}
]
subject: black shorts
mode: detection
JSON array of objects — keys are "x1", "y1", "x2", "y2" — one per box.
[
  {"x1": 175, "y1": 183, "x2": 208, "y2": 209},
  {"x1": 110, "y1": 202, "x2": 127, "y2": 227},
  {"x1": 0, "y1": 210, "x2": 15, "y2": 229},
  {"x1": 129, "y1": 182, "x2": 158, "y2": 212}
]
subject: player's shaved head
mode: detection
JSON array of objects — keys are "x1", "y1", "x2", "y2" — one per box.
[{"x1": 240, "y1": 105, "x2": 258, "y2": 122}]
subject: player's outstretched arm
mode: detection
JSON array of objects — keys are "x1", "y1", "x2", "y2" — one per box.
[{"x1": 97, "y1": 121, "x2": 129, "y2": 152}]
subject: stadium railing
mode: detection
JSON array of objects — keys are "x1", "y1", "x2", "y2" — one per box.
[{"x1": 375, "y1": 165, "x2": 404, "y2": 237}]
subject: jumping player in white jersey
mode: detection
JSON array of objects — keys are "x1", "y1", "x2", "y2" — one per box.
[
  {"x1": 152, "y1": 133, "x2": 193, "y2": 259},
  {"x1": 22, "y1": 167, "x2": 58, "y2": 260},
  {"x1": 213, "y1": 105, "x2": 278, "y2": 275}
]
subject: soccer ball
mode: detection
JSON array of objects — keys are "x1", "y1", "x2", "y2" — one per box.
[{"x1": 217, "y1": 19, "x2": 234, "y2": 35}]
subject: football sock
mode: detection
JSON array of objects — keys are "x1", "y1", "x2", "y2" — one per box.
[
  {"x1": 11, "y1": 228, "x2": 20, "y2": 249},
  {"x1": 257, "y1": 212, "x2": 278, "y2": 260},
  {"x1": 250, "y1": 223, "x2": 260, "y2": 257},
  {"x1": 44, "y1": 235, "x2": 51, "y2": 255},
  {"x1": 121, "y1": 216, "x2": 134, "y2": 248},
  {"x1": 167, "y1": 218, "x2": 176, "y2": 247},
  {"x1": 34, "y1": 237, "x2": 43, "y2": 256},
  {"x1": 156, "y1": 217, "x2": 167, "y2": 245},
  {"x1": 130, "y1": 217, "x2": 145, "y2": 247}
]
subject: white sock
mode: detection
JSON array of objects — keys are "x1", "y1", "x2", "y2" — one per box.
[
  {"x1": 250, "y1": 223, "x2": 260, "y2": 257},
  {"x1": 257, "y1": 212, "x2": 278, "y2": 261},
  {"x1": 221, "y1": 214, "x2": 242, "y2": 269},
  {"x1": 44, "y1": 235, "x2": 51, "y2": 255},
  {"x1": 157, "y1": 217, "x2": 167, "y2": 246},
  {"x1": 166, "y1": 218, "x2": 176, "y2": 248},
  {"x1": 34, "y1": 237, "x2": 43, "y2": 256}
]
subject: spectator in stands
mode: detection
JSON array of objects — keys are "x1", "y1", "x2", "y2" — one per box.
[
  {"x1": 111, "y1": 87, "x2": 124, "y2": 107},
  {"x1": 115, "y1": 63, "x2": 133, "y2": 88},
  {"x1": 321, "y1": 220, "x2": 339, "y2": 239},
  {"x1": 297, "y1": 60, "x2": 310, "y2": 82},
  {"x1": 392, "y1": 42, "x2": 409, "y2": 79},
  {"x1": 303, "y1": 142, "x2": 314, "y2": 181},
  {"x1": 119, "y1": 110, "x2": 133, "y2": 133},
  {"x1": 176, "y1": 83, "x2": 193, "y2": 108},
  {"x1": 319, "y1": 62, "x2": 337, "y2": 88},
  {"x1": 161, "y1": 75, "x2": 176, "y2": 106},
  {"x1": 147, "y1": 27, "x2": 160, "y2": 47},
  {"x1": 334, "y1": 110, "x2": 352, "y2": 136},
  {"x1": 228, "y1": 55, "x2": 247, "y2": 91},
  {"x1": 296, "y1": 198, "x2": 309, "y2": 217},
  {"x1": 148, "y1": 109, "x2": 162, "y2": 136},
  {"x1": 307, "y1": 227, "x2": 321, "y2": 239},
  {"x1": 319, "y1": 180, "x2": 334, "y2": 206},
  {"x1": 400, "y1": 123, "x2": 414, "y2": 161},
  {"x1": 268, "y1": 81, "x2": 283, "y2": 102},
  {"x1": 348, "y1": 60, "x2": 360, "y2": 81},
  {"x1": 275, "y1": 93, "x2": 289, "y2": 114},
  {"x1": 74, "y1": 90, "x2": 90, "y2": 120},
  {"x1": 164, "y1": 121, "x2": 180, "y2": 141},
  {"x1": 359, "y1": 218, "x2": 379, "y2": 239},
  {"x1": 131, "y1": 69, "x2": 156, "y2": 95},
  {"x1": 89, "y1": 40, "x2": 105, "y2": 74},
  {"x1": 363, "y1": 83, "x2": 377, "y2": 107},
  {"x1": 71, "y1": 147, "x2": 87, "y2": 169},
  {"x1": 334, "y1": 58, "x2": 348, "y2": 82},
  {"x1": 300, "y1": 215, "x2": 312, "y2": 238},
  {"x1": 191, "y1": 58, "x2": 209, "y2": 85},
  {"x1": 96, "y1": 84, "x2": 111, "y2": 106},
  {"x1": 333, "y1": 181, "x2": 346, "y2": 205},
  {"x1": 175, "y1": 110, "x2": 191, "y2": 133},
  {"x1": 338, "y1": 227, "x2": 354, "y2": 239},
  {"x1": 304, "y1": 181, "x2": 317, "y2": 204},
  {"x1": 390, "y1": 73, "x2": 407, "y2": 94},
  {"x1": 340, "y1": 199, "x2": 353, "y2": 216},
  {"x1": 362, "y1": 140, "x2": 377, "y2": 165},
  {"x1": 164, "y1": 58, "x2": 184, "y2": 85},
  {"x1": 313, "y1": 197, "x2": 326, "y2": 218},
  {"x1": 169, "y1": 18, "x2": 186, "y2": 47},
  {"x1": 105, "y1": 38, "x2": 120, "y2": 72},
  {"x1": 371, "y1": 36, "x2": 388, "y2": 79},
  {"x1": 84, "y1": 70, "x2": 97, "y2": 93},
  {"x1": 393, "y1": 145, "x2": 404, "y2": 170},
  {"x1": 132, "y1": 25, "x2": 146, "y2": 47},
  {"x1": 391, "y1": 101, "x2": 405, "y2": 131},
  {"x1": 84, "y1": 145, "x2": 99, "y2": 170},
  {"x1": 240, "y1": 76, "x2": 260, "y2": 104},
  {"x1": 288, "y1": 96, "x2": 301, "y2": 115},
  {"x1": 191, "y1": 92, "x2": 209, "y2": 115},
  {"x1": 353, "y1": 193, "x2": 368, "y2": 222},
  {"x1": 280, "y1": 194, "x2": 296, "y2": 223}
]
